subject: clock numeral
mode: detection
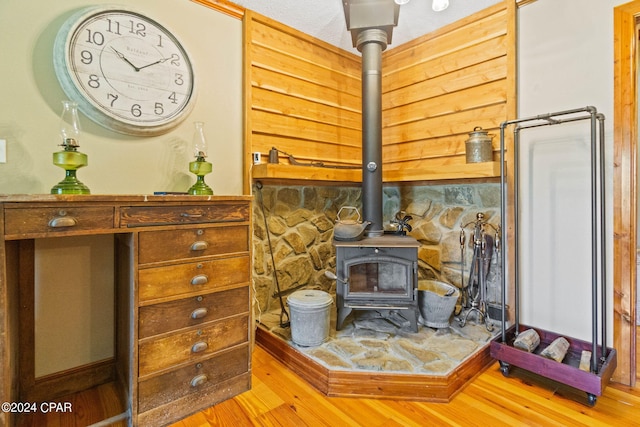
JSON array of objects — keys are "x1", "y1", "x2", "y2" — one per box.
[
  {"x1": 169, "y1": 54, "x2": 181, "y2": 67},
  {"x1": 88, "y1": 74, "x2": 100, "y2": 89},
  {"x1": 168, "y1": 92, "x2": 178, "y2": 105},
  {"x1": 108, "y1": 93, "x2": 118, "y2": 108},
  {"x1": 157, "y1": 34, "x2": 164, "y2": 48},
  {"x1": 131, "y1": 104, "x2": 142, "y2": 118},
  {"x1": 174, "y1": 73, "x2": 184, "y2": 86},
  {"x1": 80, "y1": 50, "x2": 93, "y2": 65},
  {"x1": 84, "y1": 29, "x2": 105, "y2": 46},
  {"x1": 106, "y1": 19, "x2": 122, "y2": 35},
  {"x1": 154, "y1": 103, "x2": 164, "y2": 115},
  {"x1": 128, "y1": 20, "x2": 146, "y2": 37}
]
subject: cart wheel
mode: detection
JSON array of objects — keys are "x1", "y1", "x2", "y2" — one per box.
[
  {"x1": 499, "y1": 361, "x2": 510, "y2": 377},
  {"x1": 587, "y1": 393, "x2": 597, "y2": 407}
]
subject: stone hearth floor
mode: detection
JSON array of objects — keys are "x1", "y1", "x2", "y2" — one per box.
[{"x1": 256, "y1": 305, "x2": 500, "y2": 376}]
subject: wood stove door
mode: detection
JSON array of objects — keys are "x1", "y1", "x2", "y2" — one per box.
[{"x1": 344, "y1": 256, "x2": 415, "y2": 301}]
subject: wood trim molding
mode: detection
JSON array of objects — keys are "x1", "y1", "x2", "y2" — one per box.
[
  {"x1": 516, "y1": 0, "x2": 538, "y2": 7},
  {"x1": 613, "y1": 0, "x2": 639, "y2": 387},
  {"x1": 190, "y1": 0, "x2": 244, "y2": 19}
]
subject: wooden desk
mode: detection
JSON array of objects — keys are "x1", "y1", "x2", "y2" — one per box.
[{"x1": 0, "y1": 195, "x2": 252, "y2": 426}]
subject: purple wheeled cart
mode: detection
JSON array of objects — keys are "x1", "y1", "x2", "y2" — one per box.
[{"x1": 490, "y1": 107, "x2": 617, "y2": 406}]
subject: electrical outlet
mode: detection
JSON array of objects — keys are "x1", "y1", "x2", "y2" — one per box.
[
  {"x1": 252, "y1": 152, "x2": 261, "y2": 164},
  {"x1": 0, "y1": 139, "x2": 6, "y2": 163}
]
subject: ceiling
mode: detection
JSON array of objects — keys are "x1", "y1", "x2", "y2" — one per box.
[{"x1": 232, "y1": 0, "x2": 502, "y2": 53}]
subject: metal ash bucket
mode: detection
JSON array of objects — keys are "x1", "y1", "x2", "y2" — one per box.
[{"x1": 287, "y1": 290, "x2": 333, "y2": 346}]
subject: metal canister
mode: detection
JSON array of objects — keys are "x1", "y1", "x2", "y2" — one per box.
[
  {"x1": 465, "y1": 127, "x2": 493, "y2": 163},
  {"x1": 268, "y1": 147, "x2": 279, "y2": 163}
]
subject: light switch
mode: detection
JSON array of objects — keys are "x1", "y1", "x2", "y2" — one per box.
[{"x1": 0, "y1": 139, "x2": 6, "y2": 163}]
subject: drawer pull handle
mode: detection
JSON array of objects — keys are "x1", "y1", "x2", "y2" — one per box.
[
  {"x1": 190, "y1": 374, "x2": 208, "y2": 388},
  {"x1": 191, "y1": 308, "x2": 208, "y2": 319},
  {"x1": 191, "y1": 275, "x2": 209, "y2": 286},
  {"x1": 48, "y1": 217, "x2": 77, "y2": 228},
  {"x1": 181, "y1": 213, "x2": 203, "y2": 218},
  {"x1": 190, "y1": 241, "x2": 208, "y2": 251},
  {"x1": 191, "y1": 341, "x2": 208, "y2": 353}
]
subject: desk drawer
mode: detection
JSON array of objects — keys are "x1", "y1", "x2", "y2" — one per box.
[
  {"x1": 121, "y1": 203, "x2": 249, "y2": 227},
  {"x1": 139, "y1": 287, "x2": 249, "y2": 338},
  {"x1": 138, "y1": 314, "x2": 248, "y2": 377},
  {"x1": 138, "y1": 225, "x2": 248, "y2": 264},
  {"x1": 4, "y1": 206, "x2": 114, "y2": 236},
  {"x1": 138, "y1": 256, "x2": 249, "y2": 302},
  {"x1": 137, "y1": 345, "x2": 249, "y2": 413}
]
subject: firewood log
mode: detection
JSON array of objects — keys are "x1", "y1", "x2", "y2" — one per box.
[
  {"x1": 579, "y1": 350, "x2": 592, "y2": 372},
  {"x1": 540, "y1": 337, "x2": 570, "y2": 363},
  {"x1": 513, "y1": 328, "x2": 540, "y2": 352}
]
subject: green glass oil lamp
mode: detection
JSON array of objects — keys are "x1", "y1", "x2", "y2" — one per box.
[
  {"x1": 188, "y1": 121, "x2": 213, "y2": 195},
  {"x1": 51, "y1": 100, "x2": 90, "y2": 194}
]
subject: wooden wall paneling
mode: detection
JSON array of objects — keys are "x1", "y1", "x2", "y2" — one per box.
[
  {"x1": 245, "y1": 11, "x2": 362, "y2": 188},
  {"x1": 382, "y1": 56, "x2": 508, "y2": 110},
  {"x1": 245, "y1": 2, "x2": 514, "y2": 184},
  {"x1": 252, "y1": 87, "x2": 361, "y2": 131},
  {"x1": 383, "y1": 104, "x2": 506, "y2": 162},
  {"x1": 383, "y1": 74, "x2": 508, "y2": 128},
  {"x1": 381, "y1": 2, "x2": 511, "y2": 178},
  {"x1": 382, "y1": 8, "x2": 508, "y2": 83}
]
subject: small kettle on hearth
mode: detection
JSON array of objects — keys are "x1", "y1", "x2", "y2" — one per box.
[{"x1": 333, "y1": 206, "x2": 370, "y2": 241}]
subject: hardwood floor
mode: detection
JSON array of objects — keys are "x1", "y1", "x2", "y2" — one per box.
[
  {"x1": 18, "y1": 344, "x2": 640, "y2": 426},
  {"x1": 173, "y1": 345, "x2": 640, "y2": 427}
]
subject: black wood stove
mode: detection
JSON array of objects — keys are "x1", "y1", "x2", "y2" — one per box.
[{"x1": 334, "y1": 235, "x2": 420, "y2": 331}]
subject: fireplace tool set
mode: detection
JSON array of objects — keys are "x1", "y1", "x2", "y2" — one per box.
[{"x1": 458, "y1": 212, "x2": 501, "y2": 331}]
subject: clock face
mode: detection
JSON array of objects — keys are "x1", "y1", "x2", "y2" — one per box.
[{"x1": 54, "y1": 7, "x2": 196, "y2": 136}]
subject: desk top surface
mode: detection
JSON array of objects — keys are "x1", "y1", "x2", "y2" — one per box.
[{"x1": 0, "y1": 194, "x2": 252, "y2": 204}]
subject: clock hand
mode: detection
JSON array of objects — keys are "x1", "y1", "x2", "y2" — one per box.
[
  {"x1": 111, "y1": 47, "x2": 140, "y2": 72},
  {"x1": 137, "y1": 57, "x2": 169, "y2": 71}
]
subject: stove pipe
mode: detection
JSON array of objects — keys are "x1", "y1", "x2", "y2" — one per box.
[
  {"x1": 343, "y1": 0, "x2": 399, "y2": 237},
  {"x1": 357, "y1": 29, "x2": 388, "y2": 237}
]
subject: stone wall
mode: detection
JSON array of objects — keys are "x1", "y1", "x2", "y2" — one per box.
[{"x1": 252, "y1": 182, "x2": 501, "y2": 314}]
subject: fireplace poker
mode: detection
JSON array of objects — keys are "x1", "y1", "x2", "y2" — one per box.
[
  {"x1": 269, "y1": 147, "x2": 361, "y2": 169},
  {"x1": 255, "y1": 181, "x2": 290, "y2": 328}
]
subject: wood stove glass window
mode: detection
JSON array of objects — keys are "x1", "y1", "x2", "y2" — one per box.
[{"x1": 346, "y1": 257, "x2": 413, "y2": 298}]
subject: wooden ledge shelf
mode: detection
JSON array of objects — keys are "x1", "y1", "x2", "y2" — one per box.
[
  {"x1": 252, "y1": 163, "x2": 360, "y2": 182},
  {"x1": 252, "y1": 162, "x2": 500, "y2": 184}
]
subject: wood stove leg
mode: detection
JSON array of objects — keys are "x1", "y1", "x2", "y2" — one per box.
[
  {"x1": 336, "y1": 306, "x2": 352, "y2": 330},
  {"x1": 407, "y1": 308, "x2": 419, "y2": 333}
]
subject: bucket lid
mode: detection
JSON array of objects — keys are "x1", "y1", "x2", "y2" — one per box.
[
  {"x1": 466, "y1": 126, "x2": 493, "y2": 143},
  {"x1": 287, "y1": 290, "x2": 333, "y2": 308}
]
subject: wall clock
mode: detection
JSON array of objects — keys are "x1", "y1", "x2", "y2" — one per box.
[{"x1": 53, "y1": 6, "x2": 196, "y2": 136}]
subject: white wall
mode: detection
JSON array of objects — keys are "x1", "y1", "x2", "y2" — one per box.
[
  {"x1": 517, "y1": 0, "x2": 626, "y2": 343},
  {"x1": 0, "y1": 0, "x2": 243, "y2": 196}
]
